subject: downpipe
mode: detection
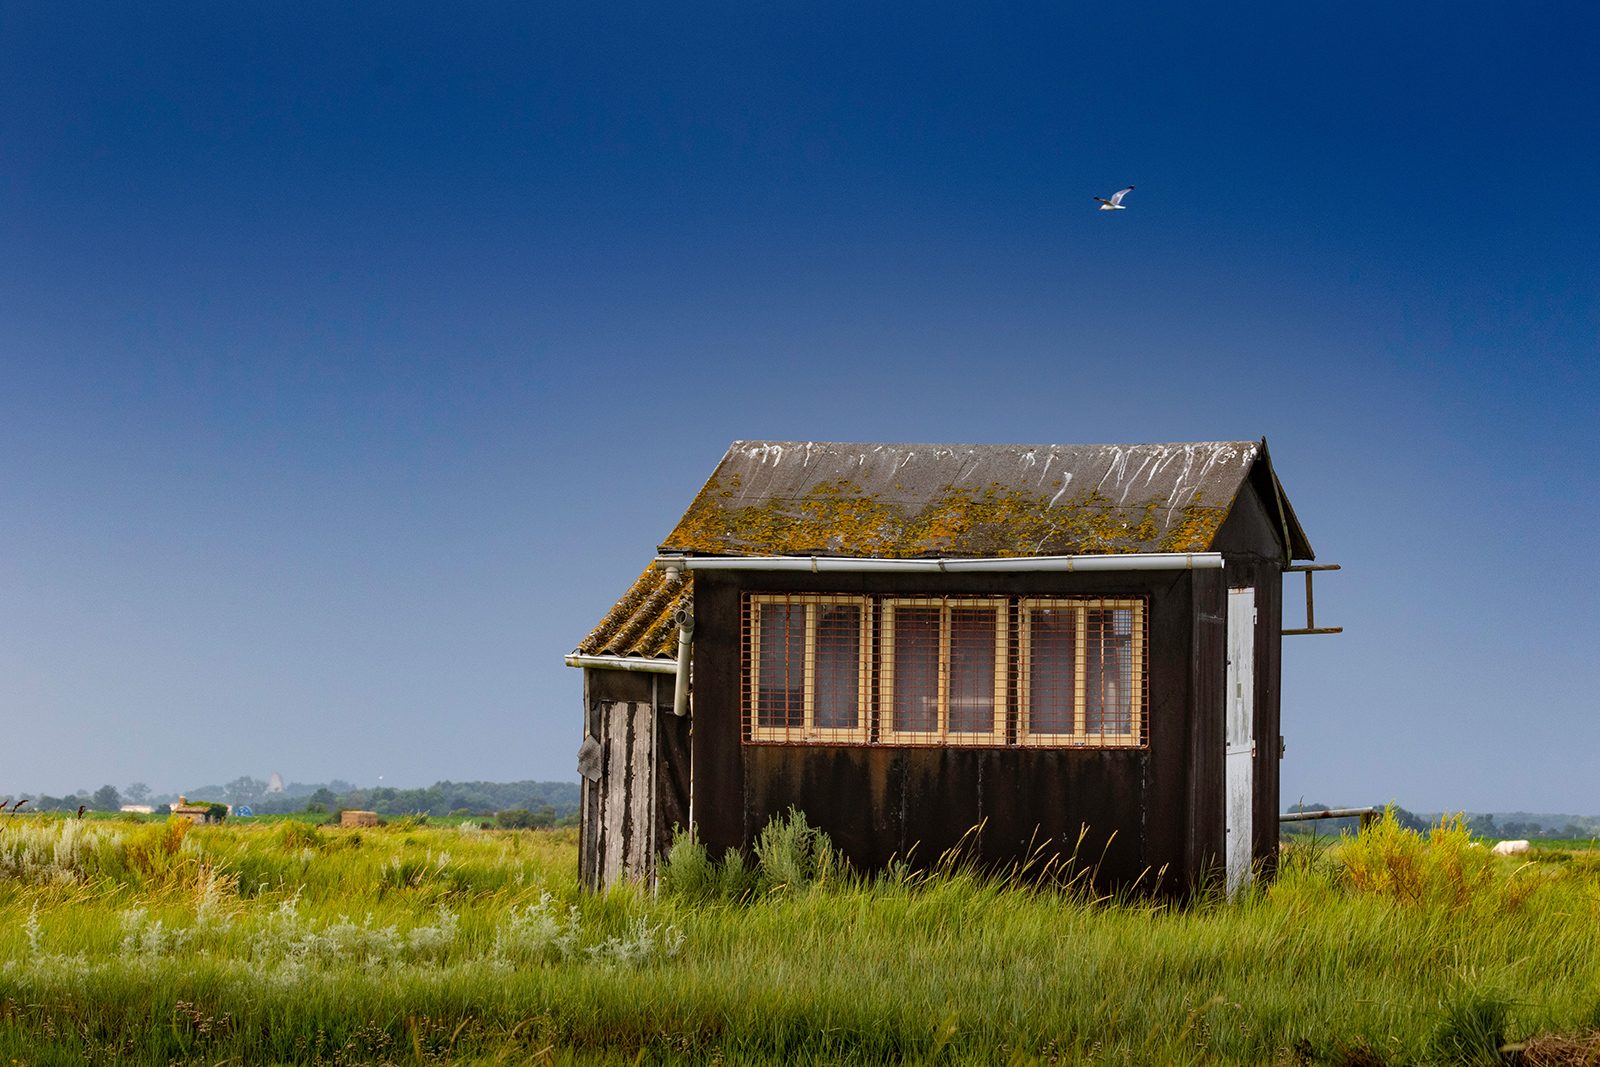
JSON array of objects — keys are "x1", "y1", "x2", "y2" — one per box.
[{"x1": 672, "y1": 603, "x2": 693, "y2": 717}]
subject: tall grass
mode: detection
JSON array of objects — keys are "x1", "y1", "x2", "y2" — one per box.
[{"x1": 2, "y1": 810, "x2": 1598, "y2": 1064}]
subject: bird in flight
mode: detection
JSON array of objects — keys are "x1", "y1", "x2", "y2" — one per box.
[{"x1": 1094, "y1": 186, "x2": 1134, "y2": 211}]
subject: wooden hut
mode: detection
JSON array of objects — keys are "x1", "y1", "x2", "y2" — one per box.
[{"x1": 567, "y1": 439, "x2": 1318, "y2": 896}]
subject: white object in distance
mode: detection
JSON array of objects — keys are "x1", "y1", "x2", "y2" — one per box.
[{"x1": 1095, "y1": 185, "x2": 1134, "y2": 210}]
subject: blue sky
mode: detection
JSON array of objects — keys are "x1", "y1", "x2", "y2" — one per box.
[{"x1": 2, "y1": 3, "x2": 1595, "y2": 812}]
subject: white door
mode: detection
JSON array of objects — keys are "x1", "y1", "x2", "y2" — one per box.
[{"x1": 1225, "y1": 588, "x2": 1256, "y2": 898}]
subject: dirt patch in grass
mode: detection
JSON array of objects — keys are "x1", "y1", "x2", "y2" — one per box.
[{"x1": 1510, "y1": 1032, "x2": 1600, "y2": 1066}]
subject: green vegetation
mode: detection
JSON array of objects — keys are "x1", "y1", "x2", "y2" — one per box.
[
  {"x1": 202, "y1": 777, "x2": 582, "y2": 820},
  {"x1": 19, "y1": 778, "x2": 582, "y2": 823},
  {"x1": 1, "y1": 809, "x2": 1598, "y2": 1064}
]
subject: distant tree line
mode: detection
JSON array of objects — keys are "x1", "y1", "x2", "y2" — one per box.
[
  {"x1": 16, "y1": 784, "x2": 128, "y2": 814},
  {"x1": 12, "y1": 779, "x2": 581, "y2": 825},
  {"x1": 290, "y1": 780, "x2": 581, "y2": 823},
  {"x1": 273, "y1": 780, "x2": 579, "y2": 821},
  {"x1": 1284, "y1": 802, "x2": 1600, "y2": 840},
  {"x1": 1456, "y1": 812, "x2": 1600, "y2": 841}
]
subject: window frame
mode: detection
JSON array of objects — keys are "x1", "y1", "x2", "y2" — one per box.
[
  {"x1": 740, "y1": 591, "x2": 1148, "y2": 750},
  {"x1": 747, "y1": 593, "x2": 872, "y2": 744},
  {"x1": 1017, "y1": 597, "x2": 1146, "y2": 747},
  {"x1": 878, "y1": 596, "x2": 1009, "y2": 747}
]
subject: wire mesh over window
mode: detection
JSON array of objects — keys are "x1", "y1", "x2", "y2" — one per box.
[
  {"x1": 1019, "y1": 599, "x2": 1145, "y2": 746},
  {"x1": 880, "y1": 598, "x2": 1007, "y2": 745},
  {"x1": 887, "y1": 606, "x2": 938, "y2": 733},
  {"x1": 743, "y1": 593, "x2": 1147, "y2": 748},
  {"x1": 748, "y1": 595, "x2": 871, "y2": 743}
]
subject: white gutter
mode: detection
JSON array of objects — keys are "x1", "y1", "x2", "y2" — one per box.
[
  {"x1": 655, "y1": 552, "x2": 1223, "y2": 576},
  {"x1": 563, "y1": 653, "x2": 678, "y2": 674}
]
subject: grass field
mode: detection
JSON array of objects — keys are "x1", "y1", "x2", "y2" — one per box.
[{"x1": 2, "y1": 810, "x2": 1598, "y2": 1065}]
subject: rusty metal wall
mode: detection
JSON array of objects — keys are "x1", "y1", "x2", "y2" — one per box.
[
  {"x1": 741, "y1": 743, "x2": 1148, "y2": 878},
  {"x1": 692, "y1": 567, "x2": 1222, "y2": 895}
]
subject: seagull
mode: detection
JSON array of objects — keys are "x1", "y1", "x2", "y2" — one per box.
[{"x1": 1094, "y1": 185, "x2": 1134, "y2": 211}]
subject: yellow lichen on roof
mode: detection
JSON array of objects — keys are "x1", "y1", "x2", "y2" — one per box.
[
  {"x1": 901, "y1": 486, "x2": 1168, "y2": 556},
  {"x1": 575, "y1": 566, "x2": 690, "y2": 659},
  {"x1": 665, "y1": 478, "x2": 902, "y2": 556},
  {"x1": 662, "y1": 478, "x2": 1229, "y2": 558},
  {"x1": 1156, "y1": 496, "x2": 1232, "y2": 553}
]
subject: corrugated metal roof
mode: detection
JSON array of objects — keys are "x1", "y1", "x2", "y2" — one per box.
[
  {"x1": 575, "y1": 438, "x2": 1312, "y2": 664},
  {"x1": 661, "y1": 440, "x2": 1304, "y2": 558},
  {"x1": 574, "y1": 565, "x2": 690, "y2": 660}
]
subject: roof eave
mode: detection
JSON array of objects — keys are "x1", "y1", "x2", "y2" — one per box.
[
  {"x1": 654, "y1": 551, "x2": 1224, "y2": 574},
  {"x1": 564, "y1": 653, "x2": 679, "y2": 674}
]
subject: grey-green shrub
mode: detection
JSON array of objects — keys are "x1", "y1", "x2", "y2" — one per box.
[
  {"x1": 658, "y1": 830, "x2": 716, "y2": 902},
  {"x1": 752, "y1": 807, "x2": 842, "y2": 893}
]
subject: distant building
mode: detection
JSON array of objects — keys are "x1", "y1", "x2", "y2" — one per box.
[
  {"x1": 119, "y1": 804, "x2": 155, "y2": 815},
  {"x1": 170, "y1": 796, "x2": 225, "y2": 824},
  {"x1": 340, "y1": 810, "x2": 379, "y2": 828}
]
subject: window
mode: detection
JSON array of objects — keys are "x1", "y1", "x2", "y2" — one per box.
[
  {"x1": 748, "y1": 595, "x2": 870, "y2": 743},
  {"x1": 880, "y1": 598, "x2": 1007, "y2": 745},
  {"x1": 742, "y1": 592, "x2": 1146, "y2": 748},
  {"x1": 1019, "y1": 599, "x2": 1144, "y2": 746}
]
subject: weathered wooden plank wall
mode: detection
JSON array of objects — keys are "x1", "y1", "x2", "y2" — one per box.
[{"x1": 580, "y1": 669, "x2": 674, "y2": 890}]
